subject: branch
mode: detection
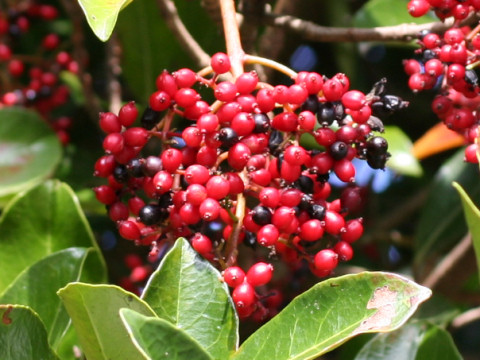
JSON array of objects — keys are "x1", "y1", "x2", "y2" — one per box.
[
  {"x1": 220, "y1": 0, "x2": 244, "y2": 78},
  {"x1": 156, "y1": 0, "x2": 211, "y2": 68},
  {"x1": 421, "y1": 233, "x2": 472, "y2": 290},
  {"x1": 450, "y1": 306, "x2": 480, "y2": 330},
  {"x1": 263, "y1": 11, "x2": 480, "y2": 43}
]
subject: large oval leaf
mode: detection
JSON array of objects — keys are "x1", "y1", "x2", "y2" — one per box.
[
  {"x1": 232, "y1": 272, "x2": 431, "y2": 360},
  {"x1": 0, "y1": 248, "x2": 90, "y2": 350},
  {"x1": 142, "y1": 238, "x2": 238, "y2": 359},
  {"x1": 355, "y1": 321, "x2": 462, "y2": 360},
  {"x1": 414, "y1": 150, "x2": 480, "y2": 275},
  {"x1": 0, "y1": 305, "x2": 58, "y2": 360},
  {"x1": 453, "y1": 182, "x2": 480, "y2": 284},
  {"x1": 78, "y1": 0, "x2": 133, "y2": 41},
  {"x1": 58, "y1": 283, "x2": 156, "y2": 360},
  {"x1": 0, "y1": 180, "x2": 106, "y2": 293},
  {"x1": 0, "y1": 107, "x2": 61, "y2": 197},
  {"x1": 120, "y1": 308, "x2": 213, "y2": 360}
]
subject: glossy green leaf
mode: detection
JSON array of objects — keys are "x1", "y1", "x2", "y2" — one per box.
[
  {"x1": 0, "y1": 248, "x2": 89, "y2": 350},
  {"x1": 355, "y1": 321, "x2": 462, "y2": 360},
  {"x1": 0, "y1": 305, "x2": 58, "y2": 360},
  {"x1": 453, "y1": 182, "x2": 480, "y2": 282},
  {"x1": 120, "y1": 308, "x2": 213, "y2": 360},
  {"x1": 58, "y1": 283, "x2": 156, "y2": 360},
  {"x1": 0, "y1": 180, "x2": 106, "y2": 294},
  {"x1": 383, "y1": 126, "x2": 423, "y2": 177},
  {"x1": 414, "y1": 150, "x2": 480, "y2": 273},
  {"x1": 232, "y1": 272, "x2": 431, "y2": 360},
  {"x1": 77, "y1": 0, "x2": 133, "y2": 41},
  {"x1": 142, "y1": 238, "x2": 238, "y2": 359},
  {"x1": 354, "y1": 0, "x2": 436, "y2": 28},
  {"x1": 0, "y1": 107, "x2": 61, "y2": 197}
]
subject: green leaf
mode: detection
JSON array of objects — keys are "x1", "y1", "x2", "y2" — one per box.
[
  {"x1": 0, "y1": 305, "x2": 58, "y2": 360},
  {"x1": 232, "y1": 272, "x2": 431, "y2": 360},
  {"x1": 355, "y1": 321, "x2": 462, "y2": 360},
  {"x1": 0, "y1": 248, "x2": 90, "y2": 350},
  {"x1": 453, "y1": 182, "x2": 480, "y2": 283},
  {"x1": 58, "y1": 283, "x2": 156, "y2": 360},
  {"x1": 142, "y1": 238, "x2": 238, "y2": 359},
  {"x1": 414, "y1": 149, "x2": 480, "y2": 273},
  {"x1": 59, "y1": 71, "x2": 85, "y2": 106},
  {"x1": 354, "y1": 0, "x2": 436, "y2": 28},
  {"x1": 0, "y1": 180, "x2": 106, "y2": 294},
  {"x1": 77, "y1": 0, "x2": 133, "y2": 41},
  {"x1": 383, "y1": 125, "x2": 423, "y2": 177},
  {"x1": 120, "y1": 308, "x2": 214, "y2": 360},
  {"x1": 0, "y1": 107, "x2": 62, "y2": 197}
]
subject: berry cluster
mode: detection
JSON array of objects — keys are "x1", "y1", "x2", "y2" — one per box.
[
  {"x1": 93, "y1": 52, "x2": 407, "y2": 319},
  {"x1": 408, "y1": 0, "x2": 480, "y2": 21},
  {"x1": 0, "y1": 1, "x2": 77, "y2": 144},
  {"x1": 403, "y1": 20, "x2": 480, "y2": 162}
]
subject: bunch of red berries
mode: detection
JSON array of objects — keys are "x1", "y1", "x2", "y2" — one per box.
[
  {"x1": 93, "y1": 52, "x2": 407, "y2": 318},
  {"x1": 403, "y1": 19, "x2": 480, "y2": 162},
  {"x1": 0, "y1": 1, "x2": 78, "y2": 144},
  {"x1": 407, "y1": 0, "x2": 480, "y2": 20}
]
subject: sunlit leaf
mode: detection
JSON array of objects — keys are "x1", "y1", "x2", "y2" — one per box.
[
  {"x1": 232, "y1": 272, "x2": 431, "y2": 360},
  {"x1": 78, "y1": 0, "x2": 133, "y2": 41},
  {"x1": 0, "y1": 248, "x2": 90, "y2": 350},
  {"x1": 120, "y1": 308, "x2": 213, "y2": 360},
  {"x1": 0, "y1": 305, "x2": 58, "y2": 360},
  {"x1": 142, "y1": 238, "x2": 238, "y2": 359},
  {"x1": 58, "y1": 283, "x2": 156, "y2": 360},
  {"x1": 0, "y1": 180, "x2": 106, "y2": 294}
]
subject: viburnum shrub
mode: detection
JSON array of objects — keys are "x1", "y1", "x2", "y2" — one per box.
[
  {"x1": 93, "y1": 50, "x2": 411, "y2": 317},
  {"x1": 4, "y1": 0, "x2": 480, "y2": 359}
]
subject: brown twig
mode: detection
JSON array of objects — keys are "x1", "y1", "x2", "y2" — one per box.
[
  {"x1": 155, "y1": 0, "x2": 211, "y2": 68},
  {"x1": 422, "y1": 233, "x2": 472, "y2": 290},
  {"x1": 263, "y1": 11, "x2": 479, "y2": 43}
]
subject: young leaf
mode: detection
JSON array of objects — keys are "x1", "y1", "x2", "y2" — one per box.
[
  {"x1": 0, "y1": 107, "x2": 61, "y2": 197},
  {"x1": 57, "y1": 283, "x2": 156, "y2": 360},
  {"x1": 355, "y1": 321, "x2": 462, "y2": 360},
  {"x1": 0, "y1": 248, "x2": 90, "y2": 350},
  {"x1": 77, "y1": 0, "x2": 133, "y2": 41},
  {"x1": 414, "y1": 149, "x2": 480, "y2": 276},
  {"x1": 383, "y1": 125, "x2": 423, "y2": 177},
  {"x1": 453, "y1": 182, "x2": 480, "y2": 283},
  {"x1": 120, "y1": 308, "x2": 213, "y2": 360},
  {"x1": 232, "y1": 272, "x2": 431, "y2": 360},
  {"x1": 0, "y1": 305, "x2": 58, "y2": 360},
  {"x1": 142, "y1": 238, "x2": 238, "y2": 359},
  {"x1": 0, "y1": 180, "x2": 106, "y2": 294}
]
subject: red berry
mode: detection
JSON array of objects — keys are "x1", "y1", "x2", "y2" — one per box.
[
  {"x1": 223, "y1": 266, "x2": 246, "y2": 288},
  {"x1": 119, "y1": 101, "x2": 138, "y2": 127},
  {"x1": 257, "y1": 224, "x2": 279, "y2": 246},
  {"x1": 334, "y1": 241, "x2": 354, "y2": 261},
  {"x1": 119, "y1": 220, "x2": 141, "y2": 240},
  {"x1": 232, "y1": 282, "x2": 256, "y2": 308},
  {"x1": 246, "y1": 262, "x2": 274, "y2": 287},
  {"x1": 191, "y1": 233, "x2": 212, "y2": 254},
  {"x1": 235, "y1": 71, "x2": 258, "y2": 94},
  {"x1": 300, "y1": 219, "x2": 324, "y2": 242},
  {"x1": 314, "y1": 249, "x2": 338, "y2": 272},
  {"x1": 211, "y1": 52, "x2": 231, "y2": 74}
]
